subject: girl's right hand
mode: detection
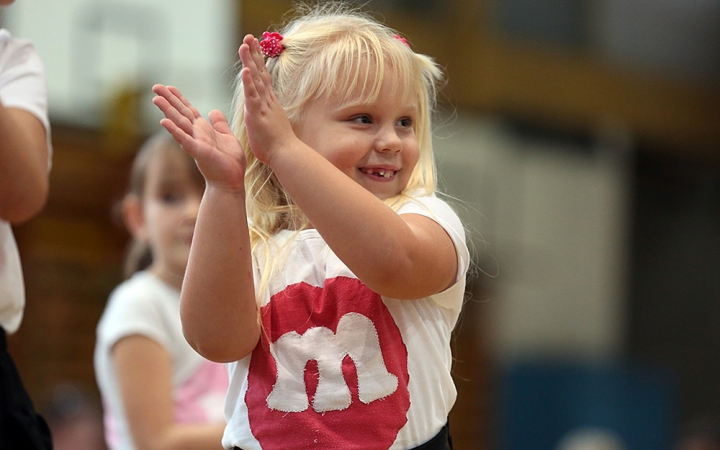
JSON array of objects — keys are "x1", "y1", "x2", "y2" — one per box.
[
  {"x1": 237, "y1": 34, "x2": 298, "y2": 167},
  {"x1": 152, "y1": 84, "x2": 247, "y2": 194}
]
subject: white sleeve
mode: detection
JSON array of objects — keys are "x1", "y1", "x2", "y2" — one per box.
[
  {"x1": 0, "y1": 30, "x2": 52, "y2": 165},
  {"x1": 397, "y1": 194, "x2": 470, "y2": 308},
  {"x1": 97, "y1": 278, "x2": 172, "y2": 350}
]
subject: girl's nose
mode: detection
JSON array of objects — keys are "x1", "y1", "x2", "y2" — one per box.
[{"x1": 375, "y1": 126, "x2": 402, "y2": 153}]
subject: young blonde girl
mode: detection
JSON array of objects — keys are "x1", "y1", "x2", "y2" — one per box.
[
  {"x1": 152, "y1": 4, "x2": 469, "y2": 449},
  {"x1": 94, "y1": 133, "x2": 229, "y2": 450}
]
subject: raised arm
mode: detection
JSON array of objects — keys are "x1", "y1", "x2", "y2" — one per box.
[
  {"x1": 0, "y1": 102, "x2": 49, "y2": 223},
  {"x1": 238, "y1": 35, "x2": 458, "y2": 300},
  {"x1": 151, "y1": 85, "x2": 259, "y2": 362}
]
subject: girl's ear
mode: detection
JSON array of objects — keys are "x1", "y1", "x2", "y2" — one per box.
[{"x1": 122, "y1": 195, "x2": 147, "y2": 241}]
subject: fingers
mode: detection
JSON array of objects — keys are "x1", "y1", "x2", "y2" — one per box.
[
  {"x1": 158, "y1": 117, "x2": 198, "y2": 158},
  {"x1": 248, "y1": 36, "x2": 267, "y2": 77},
  {"x1": 151, "y1": 84, "x2": 204, "y2": 157},
  {"x1": 240, "y1": 66, "x2": 258, "y2": 103},
  {"x1": 238, "y1": 39, "x2": 257, "y2": 80},
  {"x1": 166, "y1": 86, "x2": 202, "y2": 120},
  {"x1": 238, "y1": 34, "x2": 256, "y2": 67},
  {"x1": 238, "y1": 36, "x2": 273, "y2": 101},
  {"x1": 208, "y1": 110, "x2": 233, "y2": 136},
  {"x1": 152, "y1": 84, "x2": 200, "y2": 120},
  {"x1": 152, "y1": 95, "x2": 194, "y2": 137},
  {"x1": 151, "y1": 84, "x2": 201, "y2": 134}
]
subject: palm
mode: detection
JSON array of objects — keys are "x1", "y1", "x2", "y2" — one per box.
[
  {"x1": 186, "y1": 112, "x2": 246, "y2": 191},
  {"x1": 152, "y1": 85, "x2": 246, "y2": 193}
]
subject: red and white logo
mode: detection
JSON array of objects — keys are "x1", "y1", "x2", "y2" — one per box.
[{"x1": 246, "y1": 276, "x2": 410, "y2": 449}]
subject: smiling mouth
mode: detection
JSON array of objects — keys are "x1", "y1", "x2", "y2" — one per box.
[{"x1": 360, "y1": 168, "x2": 397, "y2": 178}]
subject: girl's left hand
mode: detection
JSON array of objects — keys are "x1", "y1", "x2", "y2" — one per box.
[{"x1": 152, "y1": 84, "x2": 247, "y2": 194}]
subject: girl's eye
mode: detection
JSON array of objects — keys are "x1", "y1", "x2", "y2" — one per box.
[
  {"x1": 397, "y1": 117, "x2": 414, "y2": 128},
  {"x1": 351, "y1": 114, "x2": 372, "y2": 124},
  {"x1": 161, "y1": 192, "x2": 182, "y2": 204}
]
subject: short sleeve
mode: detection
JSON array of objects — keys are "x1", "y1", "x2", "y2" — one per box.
[
  {"x1": 97, "y1": 275, "x2": 175, "y2": 351},
  {"x1": 0, "y1": 30, "x2": 52, "y2": 165},
  {"x1": 397, "y1": 194, "x2": 470, "y2": 309}
]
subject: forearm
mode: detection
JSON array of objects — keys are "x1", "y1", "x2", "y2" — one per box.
[
  {"x1": 115, "y1": 337, "x2": 225, "y2": 450},
  {"x1": 0, "y1": 103, "x2": 49, "y2": 223},
  {"x1": 269, "y1": 139, "x2": 455, "y2": 299},
  {"x1": 180, "y1": 185, "x2": 259, "y2": 362}
]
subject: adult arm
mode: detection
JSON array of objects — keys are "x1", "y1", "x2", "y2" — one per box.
[
  {"x1": 0, "y1": 102, "x2": 49, "y2": 223},
  {"x1": 113, "y1": 335, "x2": 225, "y2": 450}
]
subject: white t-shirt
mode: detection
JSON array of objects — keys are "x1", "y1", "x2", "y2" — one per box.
[
  {"x1": 0, "y1": 28, "x2": 51, "y2": 334},
  {"x1": 222, "y1": 194, "x2": 469, "y2": 450},
  {"x1": 94, "y1": 271, "x2": 229, "y2": 450}
]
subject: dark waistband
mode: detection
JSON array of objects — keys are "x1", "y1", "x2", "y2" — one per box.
[{"x1": 411, "y1": 421, "x2": 451, "y2": 450}]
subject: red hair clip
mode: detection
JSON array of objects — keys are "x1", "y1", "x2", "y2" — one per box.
[
  {"x1": 393, "y1": 34, "x2": 410, "y2": 48},
  {"x1": 260, "y1": 31, "x2": 285, "y2": 58}
]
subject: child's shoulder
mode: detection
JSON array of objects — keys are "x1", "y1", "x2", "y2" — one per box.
[
  {"x1": 100, "y1": 272, "x2": 179, "y2": 326},
  {"x1": 108, "y1": 271, "x2": 176, "y2": 304},
  {"x1": 398, "y1": 192, "x2": 463, "y2": 227}
]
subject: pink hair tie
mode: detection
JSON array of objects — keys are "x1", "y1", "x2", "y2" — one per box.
[
  {"x1": 260, "y1": 31, "x2": 285, "y2": 58},
  {"x1": 393, "y1": 34, "x2": 410, "y2": 48}
]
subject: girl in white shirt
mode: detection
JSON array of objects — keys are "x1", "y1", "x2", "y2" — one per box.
[
  {"x1": 152, "y1": 4, "x2": 469, "y2": 449},
  {"x1": 94, "y1": 133, "x2": 229, "y2": 450}
]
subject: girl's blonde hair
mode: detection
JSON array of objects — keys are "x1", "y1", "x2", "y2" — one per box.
[{"x1": 230, "y1": 3, "x2": 444, "y2": 252}]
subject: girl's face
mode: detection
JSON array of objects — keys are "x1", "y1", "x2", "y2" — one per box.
[
  {"x1": 294, "y1": 72, "x2": 420, "y2": 201},
  {"x1": 137, "y1": 147, "x2": 203, "y2": 288}
]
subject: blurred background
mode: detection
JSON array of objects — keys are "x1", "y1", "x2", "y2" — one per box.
[{"x1": 1, "y1": 0, "x2": 719, "y2": 448}]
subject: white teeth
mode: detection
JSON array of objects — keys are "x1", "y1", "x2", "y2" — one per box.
[{"x1": 362, "y1": 168, "x2": 395, "y2": 178}]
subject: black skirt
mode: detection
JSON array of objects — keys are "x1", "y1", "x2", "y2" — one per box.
[{"x1": 0, "y1": 327, "x2": 53, "y2": 450}]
